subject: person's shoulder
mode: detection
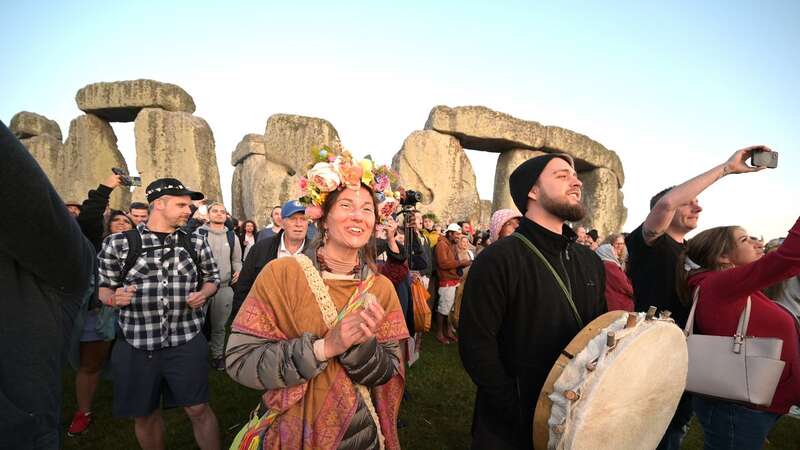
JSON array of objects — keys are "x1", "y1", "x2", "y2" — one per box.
[
  {"x1": 571, "y1": 242, "x2": 602, "y2": 265},
  {"x1": 266, "y1": 254, "x2": 300, "y2": 271},
  {"x1": 371, "y1": 273, "x2": 397, "y2": 293}
]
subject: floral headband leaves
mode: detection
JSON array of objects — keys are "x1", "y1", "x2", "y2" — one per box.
[{"x1": 298, "y1": 146, "x2": 401, "y2": 220}]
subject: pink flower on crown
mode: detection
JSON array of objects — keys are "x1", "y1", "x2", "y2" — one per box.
[
  {"x1": 305, "y1": 205, "x2": 323, "y2": 220},
  {"x1": 342, "y1": 165, "x2": 363, "y2": 188},
  {"x1": 307, "y1": 162, "x2": 341, "y2": 192},
  {"x1": 374, "y1": 175, "x2": 390, "y2": 193}
]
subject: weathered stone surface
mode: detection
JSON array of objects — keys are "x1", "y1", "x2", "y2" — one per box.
[
  {"x1": 492, "y1": 149, "x2": 547, "y2": 212},
  {"x1": 61, "y1": 114, "x2": 131, "y2": 210},
  {"x1": 20, "y1": 135, "x2": 64, "y2": 189},
  {"x1": 577, "y1": 167, "x2": 627, "y2": 238},
  {"x1": 231, "y1": 155, "x2": 301, "y2": 228},
  {"x1": 231, "y1": 134, "x2": 267, "y2": 166},
  {"x1": 230, "y1": 114, "x2": 340, "y2": 224},
  {"x1": 76, "y1": 79, "x2": 196, "y2": 122},
  {"x1": 479, "y1": 199, "x2": 493, "y2": 228},
  {"x1": 425, "y1": 105, "x2": 625, "y2": 186},
  {"x1": 262, "y1": 114, "x2": 340, "y2": 174},
  {"x1": 392, "y1": 130, "x2": 480, "y2": 223},
  {"x1": 10, "y1": 111, "x2": 62, "y2": 140},
  {"x1": 133, "y1": 108, "x2": 221, "y2": 203}
]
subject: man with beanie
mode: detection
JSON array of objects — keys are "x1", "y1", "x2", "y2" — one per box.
[{"x1": 459, "y1": 153, "x2": 607, "y2": 449}]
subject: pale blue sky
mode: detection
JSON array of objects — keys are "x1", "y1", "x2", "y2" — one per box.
[{"x1": 2, "y1": 0, "x2": 798, "y2": 238}]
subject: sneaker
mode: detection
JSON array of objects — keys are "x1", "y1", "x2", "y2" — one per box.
[
  {"x1": 788, "y1": 405, "x2": 800, "y2": 419},
  {"x1": 212, "y1": 357, "x2": 225, "y2": 371},
  {"x1": 67, "y1": 411, "x2": 92, "y2": 436}
]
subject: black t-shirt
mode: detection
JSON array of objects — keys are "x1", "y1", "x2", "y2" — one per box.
[
  {"x1": 625, "y1": 223, "x2": 689, "y2": 327},
  {"x1": 152, "y1": 231, "x2": 170, "y2": 245}
]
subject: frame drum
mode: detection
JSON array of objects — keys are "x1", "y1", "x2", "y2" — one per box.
[{"x1": 533, "y1": 310, "x2": 688, "y2": 450}]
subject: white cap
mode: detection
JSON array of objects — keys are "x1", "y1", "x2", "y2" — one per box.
[{"x1": 445, "y1": 223, "x2": 462, "y2": 233}]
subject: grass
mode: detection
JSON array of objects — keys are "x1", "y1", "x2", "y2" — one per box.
[{"x1": 62, "y1": 332, "x2": 799, "y2": 449}]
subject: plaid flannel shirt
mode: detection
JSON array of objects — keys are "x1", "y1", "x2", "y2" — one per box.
[{"x1": 97, "y1": 223, "x2": 220, "y2": 350}]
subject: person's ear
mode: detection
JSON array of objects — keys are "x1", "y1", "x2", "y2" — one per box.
[{"x1": 528, "y1": 185, "x2": 539, "y2": 201}]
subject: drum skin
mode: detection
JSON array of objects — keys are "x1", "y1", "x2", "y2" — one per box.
[{"x1": 533, "y1": 311, "x2": 688, "y2": 450}]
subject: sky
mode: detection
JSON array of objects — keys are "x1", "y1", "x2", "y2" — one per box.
[{"x1": 2, "y1": 0, "x2": 798, "y2": 239}]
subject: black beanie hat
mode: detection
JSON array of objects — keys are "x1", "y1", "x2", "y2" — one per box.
[{"x1": 509, "y1": 153, "x2": 575, "y2": 214}]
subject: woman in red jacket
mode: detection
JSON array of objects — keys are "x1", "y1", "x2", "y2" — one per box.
[
  {"x1": 678, "y1": 218, "x2": 800, "y2": 450},
  {"x1": 596, "y1": 235, "x2": 634, "y2": 311}
]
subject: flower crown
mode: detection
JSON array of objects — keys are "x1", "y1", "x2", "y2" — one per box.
[{"x1": 298, "y1": 146, "x2": 401, "y2": 220}]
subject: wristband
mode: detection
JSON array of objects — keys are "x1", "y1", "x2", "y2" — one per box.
[{"x1": 313, "y1": 338, "x2": 328, "y2": 362}]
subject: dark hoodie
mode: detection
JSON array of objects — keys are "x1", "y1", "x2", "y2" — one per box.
[
  {"x1": 459, "y1": 217, "x2": 607, "y2": 449},
  {"x1": 0, "y1": 122, "x2": 95, "y2": 448}
]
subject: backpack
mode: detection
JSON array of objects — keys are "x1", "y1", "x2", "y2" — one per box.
[
  {"x1": 121, "y1": 229, "x2": 201, "y2": 288},
  {"x1": 196, "y1": 227, "x2": 236, "y2": 268}
]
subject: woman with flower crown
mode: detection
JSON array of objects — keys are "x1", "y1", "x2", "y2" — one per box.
[{"x1": 225, "y1": 147, "x2": 409, "y2": 450}]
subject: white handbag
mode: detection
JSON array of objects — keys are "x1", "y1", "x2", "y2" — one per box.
[{"x1": 684, "y1": 287, "x2": 785, "y2": 406}]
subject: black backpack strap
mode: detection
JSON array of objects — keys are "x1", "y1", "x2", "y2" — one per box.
[
  {"x1": 121, "y1": 229, "x2": 142, "y2": 282},
  {"x1": 227, "y1": 229, "x2": 236, "y2": 265},
  {"x1": 178, "y1": 231, "x2": 200, "y2": 269}
]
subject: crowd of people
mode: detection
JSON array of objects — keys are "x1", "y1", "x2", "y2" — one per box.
[{"x1": 1, "y1": 115, "x2": 798, "y2": 450}]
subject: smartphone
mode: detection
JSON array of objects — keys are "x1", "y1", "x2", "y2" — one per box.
[
  {"x1": 751, "y1": 150, "x2": 778, "y2": 169},
  {"x1": 112, "y1": 167, "x2": 143, "y2": 187}
]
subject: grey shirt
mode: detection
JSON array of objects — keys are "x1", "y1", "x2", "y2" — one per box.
[{"x1": 198, "y1": 224, "x2": 242, "y2": 285}]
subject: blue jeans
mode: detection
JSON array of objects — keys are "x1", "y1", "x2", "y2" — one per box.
[{"x1": 693, "y1": 396, "x2": 781, "y2": 450}]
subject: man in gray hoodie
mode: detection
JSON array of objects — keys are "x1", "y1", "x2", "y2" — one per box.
[{"x1": 197, "y1": 202, "x2": 242, "y2": 370}]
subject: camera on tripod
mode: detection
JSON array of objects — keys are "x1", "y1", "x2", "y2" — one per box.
[{"x1": 400, "y1": 189, "x2": 422, "y2": 211}]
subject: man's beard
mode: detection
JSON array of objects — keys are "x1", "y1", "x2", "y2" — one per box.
[{"x1": 540, "y1": 189, "x2": 586, "y2": 222}]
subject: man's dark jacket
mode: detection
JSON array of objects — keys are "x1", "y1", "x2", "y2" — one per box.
[
  {"x1": 0, "y1": 121, "x2": 95, "y2": 448},
  {"x1": 458, "y1": 217, "x2": 607, "y2": 449},
  {"x1": 232, "y1": 230, "x2": 303, "y2": 319}
]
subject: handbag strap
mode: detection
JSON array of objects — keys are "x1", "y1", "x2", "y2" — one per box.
[
  {"x1": 684, "y1": 286, "x2": 752, "y2": 354},
  {"x1": 293, "y1": 254, "x2": 386, "y2": 450},
  {"x1": 512, "y1": 232, "x2": 584, "y2": 328}
]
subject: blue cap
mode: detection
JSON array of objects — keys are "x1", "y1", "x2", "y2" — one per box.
[{"x1": 281, "y1": 200, "x2": 306, "y2": 219}]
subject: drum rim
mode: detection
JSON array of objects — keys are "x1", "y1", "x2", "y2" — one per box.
[{"x1": 532, "y1": 310, "x2": 628, "y2": 449}]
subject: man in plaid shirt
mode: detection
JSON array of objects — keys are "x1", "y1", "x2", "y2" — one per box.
[{"x1": 97, "y1": 178, "x2": 221, "y2": 450}]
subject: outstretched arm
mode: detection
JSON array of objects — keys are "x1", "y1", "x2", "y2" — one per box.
[{"x1": 643, "y1": 146, "x2": 768, "y2": 245}]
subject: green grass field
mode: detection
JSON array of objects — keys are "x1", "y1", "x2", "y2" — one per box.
[{"x1": 62, "y1": 333, "x2": 799, "y2": 449}]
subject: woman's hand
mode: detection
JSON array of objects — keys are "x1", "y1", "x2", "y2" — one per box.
[
  {"x1": 354, "y1": 302, "x2": 386, "y2": 344},
  {"x1": 324, "y1": 312, "x2": 368, "y2": 358},
  {"x1": 323, "y1": 302, "x2": 387, "y2": 357}
]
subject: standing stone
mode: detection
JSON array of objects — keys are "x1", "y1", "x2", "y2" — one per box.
[
  {"x1": 262, "y1": 114, "x2": 340, "y2": 174},
  {"x1": 76, "y1": 79, "x2": 196, "y2": 122},
  {"x1": 10, "y1": 111, "x2": 62, "y2": 141},
  {"x1": 577, "y1": 168, "x2": 627, "y2": 238},
  {"x1": 479, "y1": 199, "x2": 493, "y2": 228},
  {"x1": 133, "y1": 108, "x2": 222, "y2": 203},
  {"x1": 20, "y1": 135, "x2": 64, "y2": 191},
  {"x1": 231, "y1": 133, "x2": 300, "y2": 227},
  {"x1": 425, "y1": 105, "x2": 625, "y2": 185},
  {"x1": 61, "y1": 114, "x2": 131, "y2": 210},
  {"x1": 392, "y1": 130, "x2": 480, "y2": 223},
  {"x1": 492, "y1": 149, "x2": 546, "y2": 212},
  {"x1": 230, "y1": 115, "x2": 340, "y2": 225}
]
